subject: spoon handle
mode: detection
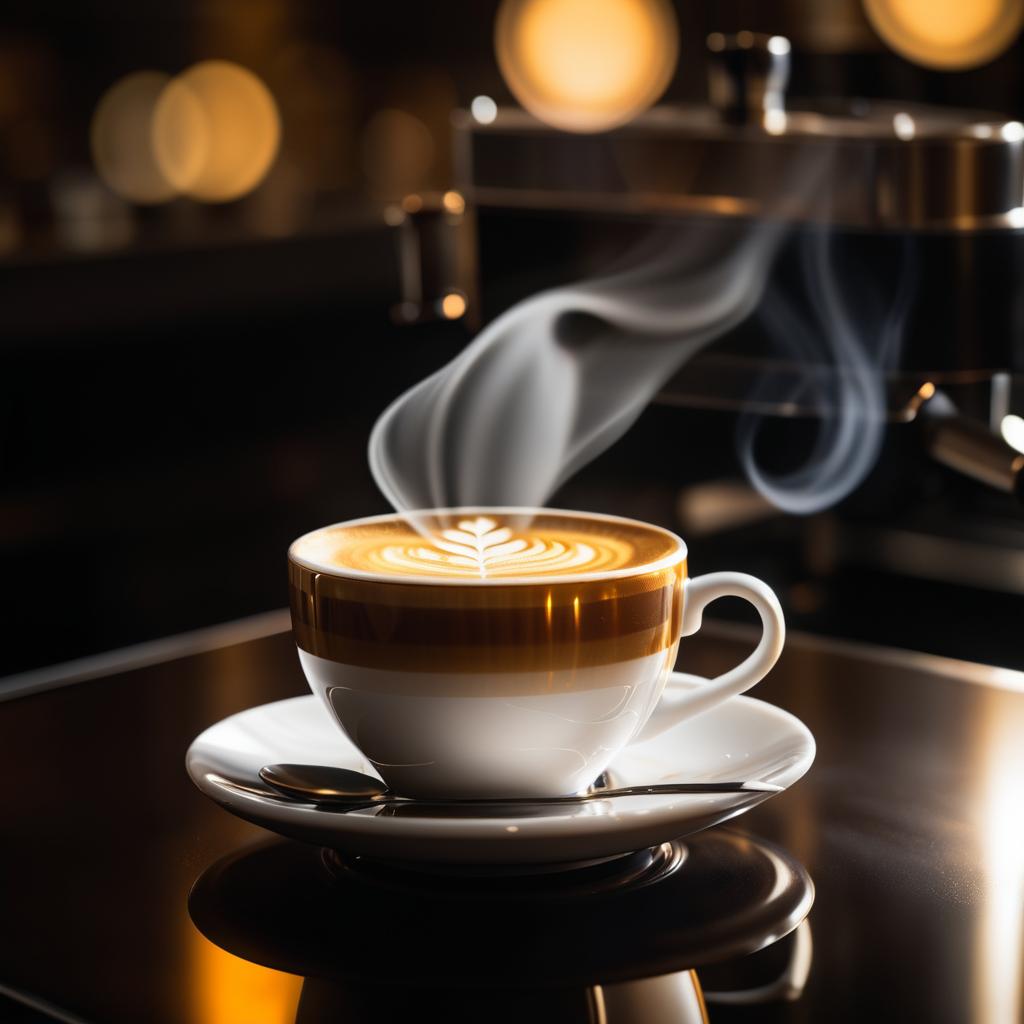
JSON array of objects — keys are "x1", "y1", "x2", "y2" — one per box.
[
  {"x1": 341, "y1": 780, "x2": 781, "y2": 810},
  {"x1": 425, "y1": 780, "x2": 783, "y2": 807}
]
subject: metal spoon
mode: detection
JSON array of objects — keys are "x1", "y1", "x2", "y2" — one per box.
[{"x1": 258, "y1": 763, "x2": 782, "y2": 810}]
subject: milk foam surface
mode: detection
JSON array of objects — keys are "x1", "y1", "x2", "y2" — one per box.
[{"x1": 291, "y1": 510, "x2": 682, "y2": 581}]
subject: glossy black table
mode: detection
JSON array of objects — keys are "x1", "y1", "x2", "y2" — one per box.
[{"x1": 2, "y1": 613, "x2": 1023, "y2": 1023}]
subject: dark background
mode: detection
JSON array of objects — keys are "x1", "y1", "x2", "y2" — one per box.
[{"x1": 3, "y1": 0, "x2": 1024, "y2": 676}]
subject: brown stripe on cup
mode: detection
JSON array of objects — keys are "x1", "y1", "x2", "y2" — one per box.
[{"x1": 289, "y1": 561, "x2": 686, "y2": 673}]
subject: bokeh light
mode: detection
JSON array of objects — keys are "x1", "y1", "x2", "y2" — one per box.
[
  {"x1": 153, "y1": 60, "x2": 280, "y2": 202},
  {"x1": 152, "y1": 75, "x2": 210, "y2": 196},
  {"x1": 495, "y1": 0, "x2": 679, "y2": 132},
  {"x1": 863, "y1": 0, "x2": 1024, "y2": 69},
  {"x1": 470, "y1": 95, "x2": 498, "y2": 124},
  {"x1": 442, "y1": 190, "x2": 466, "y2": 215},
  {"x1": 1001, "y1": 414, "x2": 1024, "y2": 454},
  {"x1": 440, "y1": 291, "x2": 468, "y2": 319},
  {"x1": 892, "y1": 111, "x2": 916, "y2": 139},
  {"x1": 90, "y1": 71, "x2": 177, "y2": 204}
]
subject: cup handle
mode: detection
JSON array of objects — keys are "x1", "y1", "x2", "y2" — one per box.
[{"x1": 638, "y1": 572, "x2": 785, "y2": 741}]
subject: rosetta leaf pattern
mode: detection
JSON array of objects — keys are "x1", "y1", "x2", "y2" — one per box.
[
  {"x1": 432, "y1": 516, "x2": 528, "y2": 577},
  {"x1": 372, "y1": 515, "x2": 609, "y2": 577}
]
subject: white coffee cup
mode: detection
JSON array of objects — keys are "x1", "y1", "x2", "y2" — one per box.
[{"x1": 289, "y1": 507, "x2": 784, "y2": 799}]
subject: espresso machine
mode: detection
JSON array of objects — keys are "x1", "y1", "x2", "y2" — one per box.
[{"x1": 398, "y1": 31, "x2": 1024, "y2": 664}]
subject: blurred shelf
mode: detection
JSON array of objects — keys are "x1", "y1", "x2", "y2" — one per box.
[{"x1": 0, "y1": 216, "x2": 403, "y2": 344}]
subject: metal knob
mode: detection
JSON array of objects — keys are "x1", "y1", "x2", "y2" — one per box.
[
  {"x1": 707, "y1": 31, "x2": 791, "y2": 125},
  {"x1": 924, "y1": 412, "x2": 1024, "y2": 499}
]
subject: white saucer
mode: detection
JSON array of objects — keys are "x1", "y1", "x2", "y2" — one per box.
[{"x1": 186, "y1": 673, "x2": 815, "y2": 866}]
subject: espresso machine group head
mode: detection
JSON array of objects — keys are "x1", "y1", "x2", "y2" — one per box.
[{"x1": 434, "y1": 31, "x2": 1024, "y2": 501}]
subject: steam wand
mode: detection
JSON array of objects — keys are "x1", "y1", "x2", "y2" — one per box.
[{"x1": 916, "y1": 386, "x2": 1024, "y2": 501}]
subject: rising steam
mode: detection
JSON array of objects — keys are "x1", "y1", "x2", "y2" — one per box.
[
  {"x1": 370, "y1": 207, "x2": 915, "y2": 517},
  {"x1": 370, "y1": 224, "x2": 782, "y2": 511},
  {"x1": 736, "y1": 230, "x2": 916, "y2": 513}
]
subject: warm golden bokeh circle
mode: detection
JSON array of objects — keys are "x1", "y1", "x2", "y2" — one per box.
[
  {"x1": 90, "y1": 71, "x2": 177, "y2": 204},
  {"x1": 863, "y1": 0, "x2": 1024, "y2": 69},
  {"x1": 495, "y1": 0, "x2": 679, "y2": 132},
  {"x1": 440, "y1": 291, "x2": 467, "y2": 319},
  {"x1": 153, "y1": 60, "x2": 281, "y2": 202},
  {"x1": 151, "y1": 75, "x2": 210, "y2": 194},
  {"x1": 91, "y1": 61, "x2": 280, "y2": 205}
]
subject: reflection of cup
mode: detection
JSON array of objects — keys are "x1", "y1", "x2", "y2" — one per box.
[
  {"x1": 289, "y1": 507, "x2": 784, "y2": 799},
  {"x1": 189, "y1": 829, "x2": 812, "y2": 1021}
]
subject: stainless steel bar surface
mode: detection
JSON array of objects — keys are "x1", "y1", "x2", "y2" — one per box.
[{"x1": 0, "y1": 622, "x2": 1021, "y2": 1022}]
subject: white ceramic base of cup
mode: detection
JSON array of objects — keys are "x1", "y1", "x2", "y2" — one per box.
[{"x1": 299, "y1": 647, "x2": 677, "y2": 799}]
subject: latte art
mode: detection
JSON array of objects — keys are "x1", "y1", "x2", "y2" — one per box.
[
  {"x1": 291, "y1": 508, "x2": 684, "y2": 582},
  {"x1": 369, "y1": 516, "x2": 615, "y2": 578}
]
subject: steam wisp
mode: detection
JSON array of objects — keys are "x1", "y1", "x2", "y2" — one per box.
[
  {"x1": 736, "y1": 231, "x2": 916, "y2": 513},
  {"x1": 370, "y1": 226, "x2": 782, "y2": 512},
  {"x1": 370, "y1": 207, "x2": 916, "y2": 518}
]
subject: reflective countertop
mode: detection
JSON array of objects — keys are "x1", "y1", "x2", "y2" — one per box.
[{"x1": 1, "y1": 615, "x2": 1022, "y2": 1023}]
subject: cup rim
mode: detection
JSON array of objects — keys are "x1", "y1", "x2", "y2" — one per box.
[{"x1": 288, "y1": 506, "x2": 688, "y2": 586}]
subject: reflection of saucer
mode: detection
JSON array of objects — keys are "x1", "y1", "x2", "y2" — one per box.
[
  {"x1": 186, "y1": 673, "x2": 815, "y2": 866},
  {"x1": 189, "y1": 829, "x2": 814, "y2": 988}
]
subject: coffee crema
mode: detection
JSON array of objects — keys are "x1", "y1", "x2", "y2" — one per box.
[{"x1": 290, "y1": 510, "x2": 681, "y2": 581}]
